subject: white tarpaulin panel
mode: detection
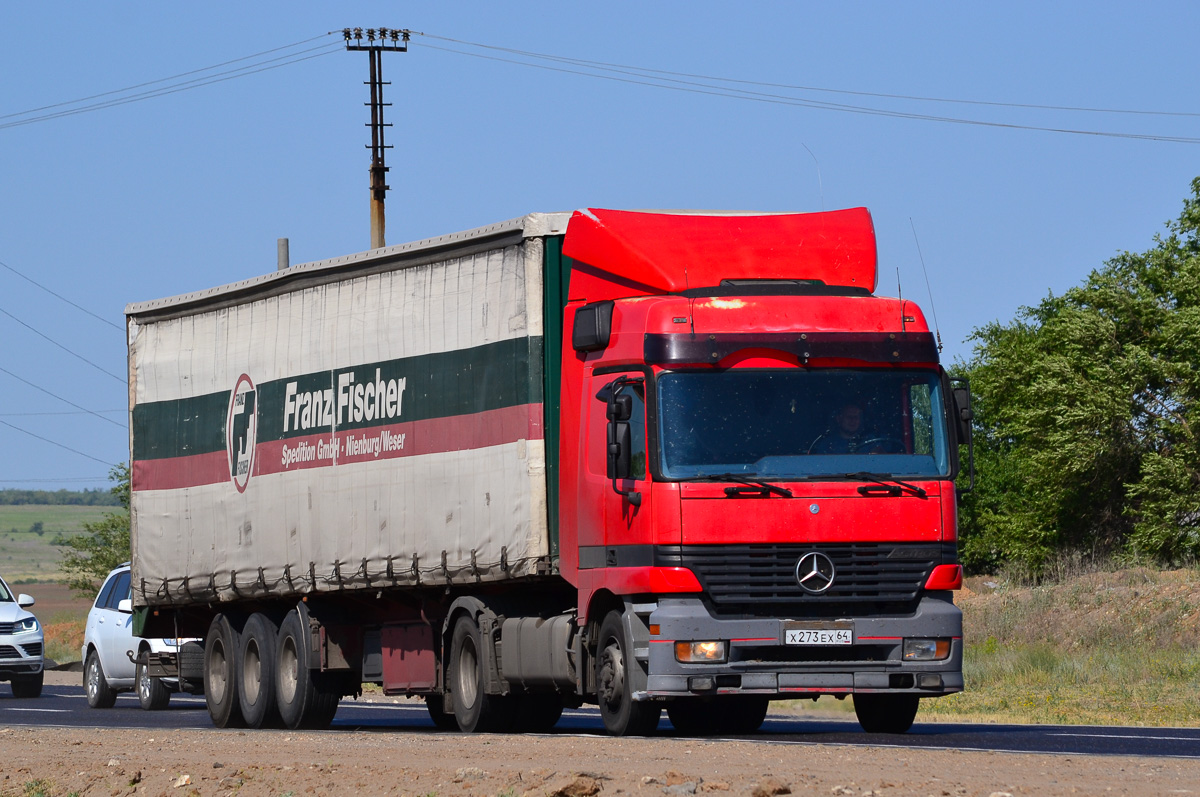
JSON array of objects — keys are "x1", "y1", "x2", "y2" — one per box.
[{"x1": 128, "y1": 237, "x2": 551, "y2": 607}]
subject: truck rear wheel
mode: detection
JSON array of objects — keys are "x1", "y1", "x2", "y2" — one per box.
[
  {"x1": 596, "y1": 611, "x2": 660, "y2": 736},
  {"x1": 425, "y1": 693, "x2": 458, "y2": 730},
  {"x1": 136, "y1": 654, "x2": 171, "y2": 710},
  {"x1": 276, "y1": 609, "x2": 339, "y2": 730},
  {"x1": 204, "y1": 614, "x2": 246, "y2": 728},
  {"x1": 853, "y1": 693, "x2": 919, "y2": 734},
  {"x1": 449, "y1": 614, "x2": 512, "y2": 733},
  {"x1": 238, "y1": 613, "x2": 281, "y2": 728}
]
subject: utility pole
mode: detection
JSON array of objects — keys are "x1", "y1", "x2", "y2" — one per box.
[{"x1": 344, "y1": 27, "x2": 409, "y2": 250}]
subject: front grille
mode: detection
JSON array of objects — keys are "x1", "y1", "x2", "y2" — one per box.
[
  {"x1": 658, "y1": 542, "x2": 956, "y2": 618},
  {"x1": 0, "y1": 622, "x2": 15, "y2": 635},
  {"x1": 21, "y1": 643, "x2": 42, "y2": 657},
  {"x1": 0, "y1": 644, "x2": 19, "y2": 658}
]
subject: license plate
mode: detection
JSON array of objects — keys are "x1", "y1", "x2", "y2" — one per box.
[{"x1": 783, "y1": 624, "x2": 853, "y2": 645}]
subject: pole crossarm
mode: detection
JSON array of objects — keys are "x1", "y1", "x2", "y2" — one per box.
[{"x1": 343, "y1": 27, "x2": 409, "y2": 249}]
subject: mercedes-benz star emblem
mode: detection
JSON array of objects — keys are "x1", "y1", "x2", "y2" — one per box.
[{"x1": 795, "y1": 552, "x2": 836, "y2": 594}]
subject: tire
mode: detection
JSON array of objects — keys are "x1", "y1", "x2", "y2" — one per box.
[
  {"x1": 84, "y1": 649, "x2": 116, "y2": 708},
  {"x1": 238, "y1": 613, "x2": 281, "y2": 728},
  {"x1": 204, "y1": 614, "x2": 246, "y2": 728},
  {"x1": 275, "y1": 609, "x2": 340, "y2": 730},
  {"x1": 667, "y1": 699, "x2": 717, "y2": 735},
  {"x1": 722, "y1": 695, "x2": 770, "y2": 734},
  {"x1": 853, "y1": 693, "x2": 920, "y2": 734},
  {"x1": 513, "y1": 693, "x2": 563, "y2": 733},
  {"x1": 11, "y1": 670, "x2": 44, "y2": 699},
  {"x1": 136, "y1": 655, "x2": 171, "y2": 710},
  {"x1": 448, "y1": 614, "x2": 513, "y2": 733},
  {"x1": 425, "y1": 693, "x2": 458, "y2": 731},
  {"x1": 595, "y1": 610, "x2": 660, "y2": 736}
]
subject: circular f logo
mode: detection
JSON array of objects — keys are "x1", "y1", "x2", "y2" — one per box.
[
  {"x1": 795, "y1": 552, "x2": 836, "y2": 594},
  {"x1": 226, "y1": 374, "x2": 257, "y2": 493}
]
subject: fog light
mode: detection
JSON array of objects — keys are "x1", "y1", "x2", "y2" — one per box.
[
  {"x1": 675, "y1": 640, "x2": 727, "y2": 663},
  {"x1": 688, "y1": 676, "x2": 716, "y2": 691},
  {"x1": 902, "y1": 638, "x2": 951, "y2": 661},
  {"x1": 916, "y1": 673, "x2": 944, "y2": 689}
]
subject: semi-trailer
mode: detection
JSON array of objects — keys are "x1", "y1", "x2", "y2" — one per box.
[{"x1": 125, "y1": 207, "x2": 970, "y2": 735}]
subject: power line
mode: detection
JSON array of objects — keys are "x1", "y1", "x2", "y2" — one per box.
[
  {"x1": 0, "y1": 40, "x2": 342, "y2": 131},
  {"x1": 0, "y1": 418, "x2": 114, "y2": 466},
  {"x1": 0, "y1": 306, "x2": 124, "y2": 382},
  {"x1": 0, "y1": 477, "x2": 113, "y2": 484},
  {"x1": 413, "y1": 35, "x2": 1200, "y2": 145},
  {"x1": 0, "y1": 257, "x2": 123, "y2": 331},
  {"x1": 421, "y1": 33, "x2": 1200, "y2": 120},
  {"x1": 0, "y1": 366, "x2": 124, "y2": 428},
  {"x1": 0, "y1": 410, "x2": 124, "y2": 417},
  {"x1": 0, "y1": 33, "x2": 334, "y2": 123}
]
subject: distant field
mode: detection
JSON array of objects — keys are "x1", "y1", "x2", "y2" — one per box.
[{"x1": 0, "y1": 505, "x2": 117, "y2": 582}]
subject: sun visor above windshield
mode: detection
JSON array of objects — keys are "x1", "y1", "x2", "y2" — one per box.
[{"x1": 562, "y1": 207, "x2": 877, "y2": 302}]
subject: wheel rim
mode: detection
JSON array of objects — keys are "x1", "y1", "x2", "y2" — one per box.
[
  {"x1": 597, "y1": 638, "x2": 625, "y2": 712},
  {"x1": 86, "y1": 658, "x2": 99, "y2": 700},
  {"x1": 456, "y1": 635, "x2": 479, "y2": 709},
  {"x1": 138, "y1": 663, "x2": 150, "y2": 701},
  {"x1": 243, "y1": 639, "x2": 261, "y2": 703},
  {"x1": 209, "y1": 639, "x2": 228, "y2": 704},
  {"x1": 279, "y1": 635, "x2": 299, "y2": 704}
]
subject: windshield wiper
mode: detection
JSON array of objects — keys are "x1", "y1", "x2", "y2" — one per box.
[
  {"x1": 685, "y1": 472, "x2": 794, "y2": 498},
  {"x1": 845, "y1": 471, "x2": 928, "y2": 498}
]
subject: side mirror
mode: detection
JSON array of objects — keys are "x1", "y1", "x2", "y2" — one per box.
[
  {"x1": 600, "y1": 376, "x2": 644, "y2": 507},
  {"x1": 952, "y1": 386, "x2": 974, "y2": 444},
  {"x1": 949, "y1": 377, "x2": 975, "y2": 494},
  {"x1": 117, "y1": 598, "x2": 133, "y2": 614},
  {"x1": 17, "y1": 593, "x2": 34, "y2": 608}
]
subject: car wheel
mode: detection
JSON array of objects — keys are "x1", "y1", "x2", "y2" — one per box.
[
  {"x1": 136, "y1": 654, "x2": 171, "y2": 710},
  {"x1": 85, "y1": 650, "x2": 116, "y2": 708},
  {"x1": 11, "y1": 670, "x2": 44, "y2": 699}
]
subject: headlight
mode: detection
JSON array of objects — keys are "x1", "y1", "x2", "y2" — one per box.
[
  {"x1": 902, "y1": 638, "x2": 950, "y2": 661},
  {"x1": 17, "y1": 616, "x2": 40, "y2": 633},
  {"x1": 675, "y1": 640, "x2": 727, "y2": 663}
]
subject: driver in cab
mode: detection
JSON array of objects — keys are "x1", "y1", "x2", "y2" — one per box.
[{"x1": 814, "y1": 403, "x2": 869, "y2": 454}]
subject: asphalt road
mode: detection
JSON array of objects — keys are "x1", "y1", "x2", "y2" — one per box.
[{"x1": 3, "y1": 683, "x2": 1198, "y2": 760}]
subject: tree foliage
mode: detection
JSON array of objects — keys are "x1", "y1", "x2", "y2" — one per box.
[
  {"x1": 959, "y1": 177, "x2": 1200, "y2": 574},
  {"x1": 59, "y1": 463, "x2": 131, "y2": 595}
]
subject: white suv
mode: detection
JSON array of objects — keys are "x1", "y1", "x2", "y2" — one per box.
[
  {"x1": 0, "y1": 573, "x2": 43, "y2": 697},
  {"x1": 82, "y1": 564, "x2": 199, "y2": 710}
]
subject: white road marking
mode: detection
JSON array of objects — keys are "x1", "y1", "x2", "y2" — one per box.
[
  {"x1": 4, "y1": 708, "x2": 71, "y2": 713},
  {"x1": 1049, "y1": 732, "x2": 1200, "y2": 742}
]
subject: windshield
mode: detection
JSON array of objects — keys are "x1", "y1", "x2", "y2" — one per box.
[{"x1": 657, "y1": 368, "x2": 951, "y2": 480}]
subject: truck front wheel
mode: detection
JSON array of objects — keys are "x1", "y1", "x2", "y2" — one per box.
[
  {"x1": 275, "y1": 609, "x2": 339, "y2": 730},
  {"x1": 449, "y1": 614, "x2": 512, "y2": 733},
  {"x1": 238, "y1": 613, "x2": 281, "y2": 728},
  {"x1": 204, "y1": 614, "x2": 246, "y2": 728},
  {"x1": 853, "y1": 693, "x2": 920, "y2": 734},
  {"x1": 595, "y1": 611, "x2": 660, "y2": 736}
]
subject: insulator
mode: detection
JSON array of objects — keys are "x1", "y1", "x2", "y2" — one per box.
[
  {"x1": 354, "y1": 27, "x2": 363, "y2": 40},
  {"x1": 366, "y1": 28, "x2": 375, "y2": 41},
  {"x1": 342, "y1": 28, "x2": 351, "y2": 41}
]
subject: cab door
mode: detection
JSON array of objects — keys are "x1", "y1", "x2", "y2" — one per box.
[{"x1": 594, "y1": 372, "x2": 654, "y2": 560}]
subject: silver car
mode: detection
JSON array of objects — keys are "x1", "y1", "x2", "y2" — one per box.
[
  {"x1": 0, "y1": 574, "x2": 44, "y2": 697},
  {"x1": 82, "y1": 564, "x2": 197, "y2": 710}
]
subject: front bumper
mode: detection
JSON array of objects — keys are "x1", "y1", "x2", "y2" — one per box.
[
  {"x1": 638, "y1": 595, "x2": 963, "y2": 698},
  {"x1": 0, "y1": 633, "x2": 45, "y2": 677}
]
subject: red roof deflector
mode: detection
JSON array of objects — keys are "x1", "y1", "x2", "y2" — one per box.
[{"x1": 561, "y1": 207, "x2": 877, "y2": 302}]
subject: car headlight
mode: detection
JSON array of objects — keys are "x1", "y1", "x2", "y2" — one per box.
[{"x1": 17, "y1": 616, "x2": 40, "y2": 633}]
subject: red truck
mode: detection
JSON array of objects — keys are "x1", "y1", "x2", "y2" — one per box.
[{"x1": 127, "y1": 206, "x2": 968, "y2": 736}]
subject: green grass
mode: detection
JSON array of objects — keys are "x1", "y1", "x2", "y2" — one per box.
[{"x1": 0, "y1": 505, "x2": 115, "y2": 581}]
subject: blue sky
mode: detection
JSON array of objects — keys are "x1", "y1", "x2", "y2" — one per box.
[{"x1": 1, "y1": 2, "x2": 1198, "y2": 489}]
